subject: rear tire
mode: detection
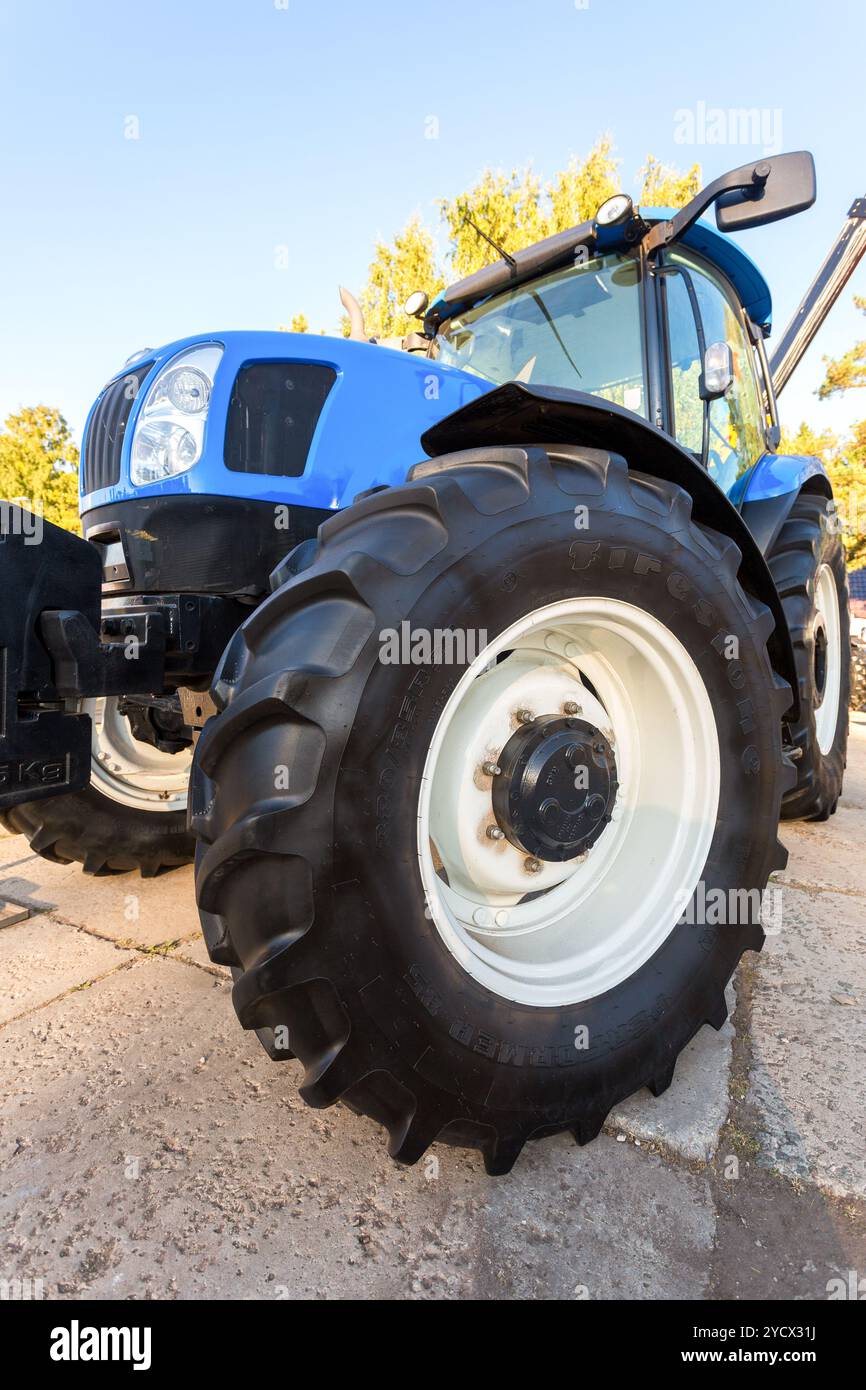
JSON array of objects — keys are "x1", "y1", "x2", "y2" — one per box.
[
  {"x1": 192, "y1": 446, "x2": 792, "y2": 1172},
  {"x1": 766, "y1": 494, "x2": 850, "y2": 821}
]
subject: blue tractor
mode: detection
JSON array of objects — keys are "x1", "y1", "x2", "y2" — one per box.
[{"x1": 2, "y1": 153, "x2": 862, "y2": 1171}]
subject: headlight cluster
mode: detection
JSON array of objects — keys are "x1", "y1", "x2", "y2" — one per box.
[{"x1": 130, "y1": 343, "x2": 223, "y2": 485}]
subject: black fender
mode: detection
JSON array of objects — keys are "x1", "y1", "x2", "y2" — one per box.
[{"x1": 421, "y1": 382, "x2": 798, "y2": 718}]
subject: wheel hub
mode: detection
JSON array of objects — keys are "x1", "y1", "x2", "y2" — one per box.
[{"x1": 492, "y1": 716, "x2": 618, "y2": 861}]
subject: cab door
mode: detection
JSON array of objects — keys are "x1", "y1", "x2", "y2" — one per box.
[{"x1": 661, "y1": 246, "x2": 769, "y2": 494}]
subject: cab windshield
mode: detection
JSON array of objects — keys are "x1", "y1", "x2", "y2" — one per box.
[{"x1": 434, "y1": 251, "x2": 647, "y2": 417}]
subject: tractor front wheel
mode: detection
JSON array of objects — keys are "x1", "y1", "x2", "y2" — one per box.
[{"x1": 192, "y1": 446, "x2": 791, "y2": 1172}]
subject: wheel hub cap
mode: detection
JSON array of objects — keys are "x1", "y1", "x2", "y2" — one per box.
[
  {"x1": 492, "y1": 716, "x2": 618, "y2": 861},
  {"x1": 417, "y1": 596, "x2": 722, "y2": 1007}
]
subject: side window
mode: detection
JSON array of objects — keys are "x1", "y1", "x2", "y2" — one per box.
[{"x1": 665, "y1": 249, "x2": 767, "y2": 491}]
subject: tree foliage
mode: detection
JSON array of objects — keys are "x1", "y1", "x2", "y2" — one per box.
[
  {"x1": 800, "y1": 295, "x2": 866, "y2": 566},
  {"x1": 0, "y1": 405, "x2": 80, "y2": 533},
  {"x1": 439, "y1": 167, "x2": 548, "y2": 280},
  {"x1": 637, "y1": 155, "x2": 702, "y2": 208},
  {"x1": 818, "y1": 295, "x2": 866, "y2": 398},
  {"x1": 292, "y1": 136, "x2": 703, "y2": 341},
  {"x1": 360, "y1": 137, "x2": 701, "y2": 315},
  {"x1": 358, "y1": 215, "x2": 444, "y2": 340},
  {"x1": 547, "y1": 135, "x2": 620, "y2": 234},
  {"x1": 780, "y1": 420, "x2": 866, "y2": 566}
]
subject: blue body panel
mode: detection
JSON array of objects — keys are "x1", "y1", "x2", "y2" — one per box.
[
  {"x1": 730, "y1": 453, "x2": 830, "y2": 506},
  {"x1": 80, "y1": 332, "x2": 490, "y2": 515}
]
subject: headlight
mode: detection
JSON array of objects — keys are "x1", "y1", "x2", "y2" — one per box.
[
  {"x1": 130, "y1": 343, "x2": 222, "y2": 484},
  {"x1": 163, "y1": 366, "x2": 211, "y2": 414}
]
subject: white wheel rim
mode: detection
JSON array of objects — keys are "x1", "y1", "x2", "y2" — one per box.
[
  {"x1": 417, "y1": 598, "x2": 721, "y2": 1007},
  {"x1": 813, "y1": 563, "x2": 842, "y2": 756},
  {"x1": 87, "y1": 697, "x2": 191, "y2": 813}
]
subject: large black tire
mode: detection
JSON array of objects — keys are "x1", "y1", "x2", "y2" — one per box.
[
  {"x1": 1, "y1": 787, "x2": 193, "y2": 876},
  {"x1": 191, "y1": 446, "x2": 792, "y2": 1173},
  {"x1": 766, "y1": 493, "x2": 850, "y2": 821}
]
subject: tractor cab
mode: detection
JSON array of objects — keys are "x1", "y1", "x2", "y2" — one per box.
[{"x1": 429, "y1": 202, "x2": 778, "y2": 497}]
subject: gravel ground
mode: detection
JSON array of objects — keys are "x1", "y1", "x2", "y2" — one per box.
[{"x1": 1, "y1": 716, "x2": 864, "y2": 1301}]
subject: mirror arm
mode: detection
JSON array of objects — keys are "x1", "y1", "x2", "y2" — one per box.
[{"x1": 644, "y1": 162, "x2": 771, "y2": 256}]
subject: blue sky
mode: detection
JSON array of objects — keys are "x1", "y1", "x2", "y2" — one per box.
[{"x1": 0, "y1": 0, "x2": 863, "y2": 443}]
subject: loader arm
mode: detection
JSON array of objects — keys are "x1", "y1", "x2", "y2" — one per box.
[{"x1": 771, "y1": 197, "x2": 866, "y2": 395}]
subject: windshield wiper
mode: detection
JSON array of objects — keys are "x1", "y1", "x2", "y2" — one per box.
[{"x1": 527, "y1": 288, "x2": 583, "y2": 379}]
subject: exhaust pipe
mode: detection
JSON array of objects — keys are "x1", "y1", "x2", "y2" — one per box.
[
  {"x1": 339, "y1": 286, "x2": 368, "y2": 342},
  {"x1": 770, "y1": 197, "x2": 866, "y2": 396}
]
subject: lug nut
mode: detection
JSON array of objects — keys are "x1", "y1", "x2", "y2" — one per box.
[
  {"x1": 524, "y1": 857, "x2": 542, "y2": 874},
  {"x1": 482, "y1": 760, "x2": 502, "y2": 777},
  {"x1": 564, "y1": 701, "x2": 582, "y2": 715},
  {"x1": 486, "y1": 826, "x2": 505, "y2": 841},
  {"x1": 516, "y1": 708, "x2": 535, "y2": 724}
]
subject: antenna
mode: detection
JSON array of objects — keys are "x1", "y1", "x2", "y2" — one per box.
[{"x1": 462, "y1": 213, "x2": 517, "y2": 268}]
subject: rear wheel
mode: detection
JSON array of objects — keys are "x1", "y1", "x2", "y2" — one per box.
[
  {"x1": 766, "y1": 493, "x2": 850, "y2": 820},
  {"x1": 192, "y1": 446, "x2": 791, "y2": 1171},
  {"x1": 1, "y1": 696, "x2": 194, "y2": 875}
]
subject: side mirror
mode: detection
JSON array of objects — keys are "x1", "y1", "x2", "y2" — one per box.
[
  {"x1": 404, "y1": 290, "x2": 429, "y2": 318},
  {"x1": 701, "y1": 341, "x2": 733, "y2": 399},
  {"x1": 645, "y1": 151, "x2": 817, "y2": 254},
  {"x1": 715, "y1": 151, "x2": 816, "y2": 232}
]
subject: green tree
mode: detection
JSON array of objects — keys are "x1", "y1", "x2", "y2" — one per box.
[
  {"x1": 547, "y1": 135, "x2": 620, "y2": 232},
  {"x1": 358, "y1": 215, "x2": 443, "y2": 340},
  {"x1": 638, "y1": 155, "x2": 702, "y2": 208},
  {"x1": 811, "y1": 298, "x2": 866, "y2": 564},
  {"x1": 780, "y1": 420, "x2": 866, "y2": 566},
  {"x1": 278, "y1": 311, "x2": 311, "y2": 333},
  {"x1": 818, "y1": 295, "x2": 866, "y2": 397},
  {"x1": 439, "y1": 168, "x2": 547, "y2": 279},
  {"x1": 350, "y1": 140, "x2": 702, "y2": 339},
  {"x1": 834, "y1": 421, "x2": 866, "y2": 567},
  {"x1": 0, "y1": 406, "x2": 80, "y2": 533}
]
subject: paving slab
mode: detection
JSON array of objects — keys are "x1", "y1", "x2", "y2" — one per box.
[
  {"x1": 748, "y1": 880, "x2": 866, "y2": 1199},
  {"x1": 476, "y1": 1133, "x2": 715, "y2": 1299},
  {"x1": 0, "y1": 954, "x2": 715, "y2": 1300},
  {"x1": 0, "y1": 838, "x2": 198, "y2": 949},
  {"x1": 773, "y1": 820, "x2": 866, "y2": 895},
  {"x1": 0, "y1": 916, "x2": 134, "y2": 1024},
  {"x1": 607, "y1": 985, "x2": 736, "y2": 1162},
  {"x1": 742, "y1": 719, "x2": 866, "y2": 1200}
]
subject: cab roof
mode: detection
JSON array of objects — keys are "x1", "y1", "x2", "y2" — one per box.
[{"x1": 432, "y1": 208, "x2": 772, "y2": 333}]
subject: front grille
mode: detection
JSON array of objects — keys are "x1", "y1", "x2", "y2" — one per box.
[
  {"x1": 83, "y1": 362, "x2": 153, "y2": 493},
  {"x1": 224, "y1": 362, "x2": 336, "y2": 476}
]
